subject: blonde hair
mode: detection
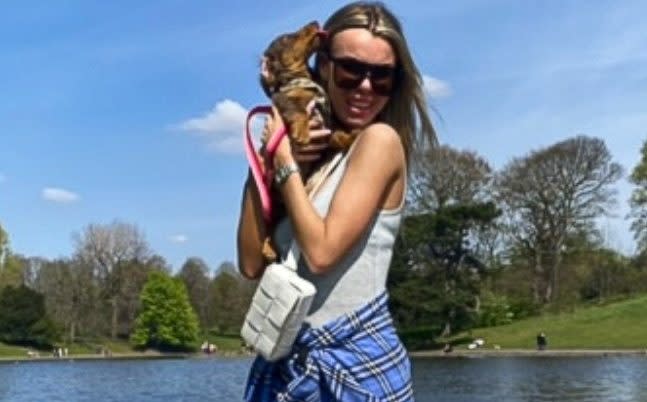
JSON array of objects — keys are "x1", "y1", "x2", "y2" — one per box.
[{"x1": 319, "y1": 1, "x2": 437, "y2": 166}]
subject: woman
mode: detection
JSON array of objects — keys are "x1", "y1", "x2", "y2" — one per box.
[{"x1": 237, "y1": 2, "x2": 436, "y2": 400}]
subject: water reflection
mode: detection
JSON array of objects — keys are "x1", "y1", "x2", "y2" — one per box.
[
  {"x1": 0, "y1": 355, "x2": 645, "y2": 401},
  {"x1": 411, "y1": 356, "x2": 647, "y2": 402}
]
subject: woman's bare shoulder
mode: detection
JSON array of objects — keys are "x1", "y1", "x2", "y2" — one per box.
[{"x1": 351, "y1": 122, "x2": 404, "y2": 160}]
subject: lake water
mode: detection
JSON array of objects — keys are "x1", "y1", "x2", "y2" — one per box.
[{"x1": 1, "y1": 356, "x2": 646, "y2": 401}]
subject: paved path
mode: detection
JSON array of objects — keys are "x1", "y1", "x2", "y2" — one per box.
[
  {"x1": 0, "y1": 352, "x2": 189, "y2": 364},
  {"x1": 411, "y1": 348, "x2": 647, "y2": 358},
  {"x1": 4, "y1": 348, "x2": 647, "y2": 363}
]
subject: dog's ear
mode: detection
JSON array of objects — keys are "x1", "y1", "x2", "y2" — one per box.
[
  {"x1": 260, "y1": 56, "x2": 270, "y2": 80},
  {"x1": 304, "y1": 20, "x2": 320, "y2": 31},
  {"x1": 260, "y1": 56, "x2": 275, "y2": 97}
]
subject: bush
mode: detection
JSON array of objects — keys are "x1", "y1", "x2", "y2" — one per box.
[
  {"x1": 397, "y1": 326, "x2": 441, "y2": 350},
  {"x1": 131, "y1": 271, "x2": 199, "y2": 352},
  {"x1": 0, "y1": 285, "x2": 59, "y2": 347},
  {"x1": 507, "y1": 296, "x2": 542, "y2": 320},
  {"x1": 477, "y1": 292, "x2": 514, "y2": 327}
]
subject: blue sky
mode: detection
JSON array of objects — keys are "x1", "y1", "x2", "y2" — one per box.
[{"x1": 1, "y1": 0, "x2": 645, "y2": 273}]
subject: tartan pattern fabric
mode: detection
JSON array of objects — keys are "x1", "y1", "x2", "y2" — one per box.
[{"x1": 244, "y1": 292, "x2": 414, "y2": 402}]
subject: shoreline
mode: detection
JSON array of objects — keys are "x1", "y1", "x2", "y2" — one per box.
[
  {"x1": 0, "y1": 350, "x2": 254, "y2": 364},
  {"x1": 0, "y1": 352, "x2": 189, "y2": 364},
  {"x1": 410, "y1": 348, "x2": 647, "y2": 358},
  {"x1": 3, "y1": 348, "x2": 647, "y2": 364}
]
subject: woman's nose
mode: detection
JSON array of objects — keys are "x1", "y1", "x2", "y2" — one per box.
[{"x1": 357, "y1": 76, "x2": 373, "y2": 92}]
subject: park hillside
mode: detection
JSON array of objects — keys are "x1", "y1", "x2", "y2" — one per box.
[{"x1": 1, "y1": 135, "x2": 647, "y2": 355}]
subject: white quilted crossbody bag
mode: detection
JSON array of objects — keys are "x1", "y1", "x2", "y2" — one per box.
[
  {"x1": 240, "y1": 242, "x2": 314, "y2": 361},
  {"x1": 241, "y1": 152, "x2": 342, "y2": 362}
]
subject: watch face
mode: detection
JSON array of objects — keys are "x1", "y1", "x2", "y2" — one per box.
[{"x1": 275, "y1": 163, "x2": 299, "y2": 186}]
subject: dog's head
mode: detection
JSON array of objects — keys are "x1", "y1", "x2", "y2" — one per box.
[{"x1": 260, "y1": 21, "x2": 323, "y2": 97}]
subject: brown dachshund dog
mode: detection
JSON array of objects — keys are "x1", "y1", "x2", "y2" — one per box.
[
  {"x1": 258, "y1": 21, "x2": 356, "y2": 262},
  {"x1": 260, "y1": 21, "x2": 355, "y2": 150}
]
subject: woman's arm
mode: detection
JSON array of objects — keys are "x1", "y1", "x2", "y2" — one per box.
[
  {"x1": 274, "y1": 121, "x2": 405, "y2": 275},
  {"x1": 236, "y1": 114, "x2": 332, "y2": 279},
  {"x1": 236, "y1": 173, "x2": 269, "y2": 279}
]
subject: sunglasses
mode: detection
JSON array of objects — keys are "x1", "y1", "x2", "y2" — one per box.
[{"x1": 328, "y1": 55, "x2": 398, "y2": 96}]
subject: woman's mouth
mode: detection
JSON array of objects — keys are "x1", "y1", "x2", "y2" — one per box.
[{"x1": 347, "y1": 99, "x2": 372, "y2": 115}]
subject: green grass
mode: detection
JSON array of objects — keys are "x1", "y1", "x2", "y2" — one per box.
[
  {"x1": 0, "y1": 342, "x2": 27, "y2": 357},
  {"x1": 6, "y1": 295, "x2": 645, "y2": 357},
  {"x1": 1, "y1": 333, "x2": 245, "y2": 359},
  {"x1": 457, "y1": 294, "x2": 647, "y2": 349},
  {"x1": 207, "y1": 334, "x2": 244, "y2": 352}
]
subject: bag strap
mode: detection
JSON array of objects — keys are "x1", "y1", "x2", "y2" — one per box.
[{"x1": 283, "y1": 151, "x2": 344, "y2": 271}]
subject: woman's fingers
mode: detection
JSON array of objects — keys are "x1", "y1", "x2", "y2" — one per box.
[
  {"x1": 297, "y1": 142, "x2": 330, "y2": 153},
  {"x1": 294, "y1": 154, "x2": 321, "y2": 163},
  {"x1": 293, "y1": 138, "x2": 331, "y2": 163},
  {"x1": 262, "y1": 103, "x2": 332, "y2": 165},
  {"x1": 308, "y1": 111, "x2": 324, "y2": 129},
  {"x1": 305, "y1": 99, "x2": 317, "y2": 115},
  {"x1": 309, "y1": 128, "x2": 332, "y2": 140}
]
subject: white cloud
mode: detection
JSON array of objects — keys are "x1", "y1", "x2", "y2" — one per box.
[
  {"x1": 42, "y1": 187, "x2": 80, "y2": 204},
  {"x1": 423, "y1": 75, "x2": 453, "y2": 98},
  {"x1": 176, "y1": 99, "x2": 249, "y2": 154},
  {"x1": 170, "y1": 234, "x2": 188, "y2": 244}
]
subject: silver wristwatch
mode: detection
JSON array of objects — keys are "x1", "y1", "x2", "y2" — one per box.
[{"x1": 274, "y1": 162, "x2": 300, "y2": 187}]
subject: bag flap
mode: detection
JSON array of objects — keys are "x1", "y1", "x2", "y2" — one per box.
[
  {"x1": 241, "y1": 321, "x2": 260, "y2": 346},
  {"x1": 267, "y1": 300, "x2": 294, "y2": 329}
]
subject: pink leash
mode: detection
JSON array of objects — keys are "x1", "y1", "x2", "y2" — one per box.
[{"x1": 244, "y1": 105, "x2": 287, "y2": 223}]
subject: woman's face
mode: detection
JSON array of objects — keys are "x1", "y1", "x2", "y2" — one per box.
[{"x1": 320, "y1": 28, "x2": 397, "y2": 130}]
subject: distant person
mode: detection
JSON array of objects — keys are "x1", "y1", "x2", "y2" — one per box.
[{"x1": 537, "y1": 332, "x2": 547, "y2": 351}]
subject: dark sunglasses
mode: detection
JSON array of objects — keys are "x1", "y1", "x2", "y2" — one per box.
[{"x1": 328, "y1": 55, "x2": 398, "y2": 96}]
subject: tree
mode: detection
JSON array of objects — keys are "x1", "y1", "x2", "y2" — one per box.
[
  {"x1": 208, "y1": 269, "x2": 255, "y2": 334},
  {"x1": 0, "y1": 225, "x2": 27, "y2": 289},
  {"x1": 0, "y1": 223, "x2": 8, "y2": 267},
  {"x1": 0, "y1": 285, "x2": 59, "y2": 347},
  {"x1": 409, "y1": 145, "x2": 492, "y2": 210},
  {"x1": 390, "y1": 145, "x2": 499, "y2": 337},
  {"x1": 497, "y1": 135, "x2": 623, "y2": 304},
  {"x1": 0, "y1": 255, "x2": 26, "y2": 289},
  {"x1": 74, "y1": 221, "x2": 150, "y2": 338},
  {"x1": 177, "y1": 257, "x2": 210, "y2": 329},
  {"x1": 392, "y1": 204, "x2": 500, "y2": 337},
  {"x1": 131, "y1": 271, "x2": 199, "y2": 351},
  {"x1": 629, "y1": 138, "x2": 647, "y2": 253},
  {"x1": 409, "y1": 145, "x2": 502, "y2": 268},
  {"x1": 115, "y1": 257, "x2": 163, "y2": 337},
  {"x1": 576, "y1": 248, "x2": 633, "y2": 301},
  {"x1": 30, "y1": 259, "x2": 101, "y2": 342}
]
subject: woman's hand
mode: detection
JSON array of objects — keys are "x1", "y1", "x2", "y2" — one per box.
[{"x1": 263, "y1": 103, "x2": 332, "y2": 172}]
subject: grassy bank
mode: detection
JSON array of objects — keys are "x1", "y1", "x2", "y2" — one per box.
[
  {"x1": 6, "y1": 295, "x2": 647, "y2": 358},
  {"x1": 452, "y1": 294, "x2": 647, "y2": 350},
  {"x1": 1, "y1": 333, "x2": 245, "y2": 359},
  {"x1": 0, "y1": 342, "x2": 25, "y2": 357}
]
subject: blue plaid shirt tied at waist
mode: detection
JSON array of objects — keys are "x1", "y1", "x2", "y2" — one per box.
[{"x1": 244, "y1": 292, "x2": 414, "y2": 402}]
